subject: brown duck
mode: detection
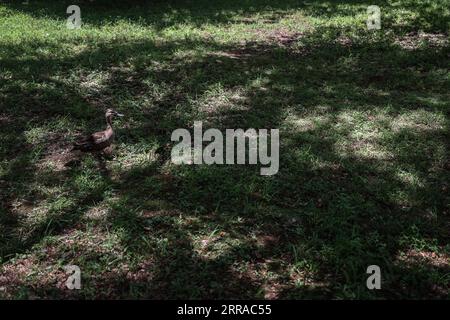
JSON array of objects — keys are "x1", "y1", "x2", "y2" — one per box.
[{"x1": 73, "y1": 108, "x2": 124, "y2": 152}]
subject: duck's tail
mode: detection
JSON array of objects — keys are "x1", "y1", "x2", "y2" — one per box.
[{"x1": 72, "y1": 139, "x2": 94, "y2": 152}]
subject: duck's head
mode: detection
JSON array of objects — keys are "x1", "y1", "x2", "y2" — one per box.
[{"x1": 105, "y1": 108, "x2": 124, "y2": 118}]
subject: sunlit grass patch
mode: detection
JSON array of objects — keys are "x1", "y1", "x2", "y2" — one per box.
[{"x1": 0, "y1": 0, "x2": 448, "y2": 299}]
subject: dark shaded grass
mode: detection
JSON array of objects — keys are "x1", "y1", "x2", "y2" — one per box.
[{"x1": 0, "y1": 0, "x2": 449, "y2": 299}]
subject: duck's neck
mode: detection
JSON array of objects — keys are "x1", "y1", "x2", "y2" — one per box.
[{"x1": 106, "y1": 115, "x2": 113, "y2": 128}]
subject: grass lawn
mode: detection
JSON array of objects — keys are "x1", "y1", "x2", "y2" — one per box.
[{"x1": 0, "y1": 0, "x2": 449, "y2": 299}]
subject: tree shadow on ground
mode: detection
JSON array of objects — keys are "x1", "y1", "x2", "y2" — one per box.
[
  {"x1": 0, "y1": 3, "x2": 449, "y2": 298},
  {"x1": 3, "y1": 0, "x2": 448, "y2": 33}
]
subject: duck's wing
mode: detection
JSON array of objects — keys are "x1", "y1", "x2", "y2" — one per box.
[
  {"x1": 73, "y1": 130, "x2": 108, "y2": 151},
  {"x1": 73, "y1": 135, "x2": 94, "y2": 150},
  {"x1": 91, "y1": 130, "x2": 109, "y2": 144},
  {"x1": 73, "y1": 126, "x2": 115, "y2": 151}
]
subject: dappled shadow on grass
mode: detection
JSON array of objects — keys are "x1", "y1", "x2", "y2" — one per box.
[
  {"x1": 2, "y1": 0, "x2": 303, "y2": 30},
  {"x1": 0, "y1": 4, "x2": 449, "y2": 298},
  {"x1": 3, "y1": 0, "x2": 448, "y2": 33}
]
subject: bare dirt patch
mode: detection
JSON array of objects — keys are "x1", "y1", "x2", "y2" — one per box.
[
  {"x1": 36, "y1": 133, "x2": 77, "y2": 172},
  {"x1": 395, "y1": 32, "x2": 449, "y2": 50},
  {"x1": 398, "y1": 249, "x2": 450, "y2": 269},
  {"x1": 254, "y1": 28, "x2": 305, "y2": 47}
]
